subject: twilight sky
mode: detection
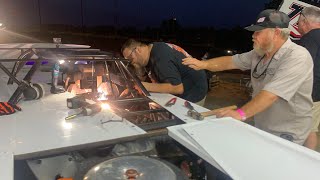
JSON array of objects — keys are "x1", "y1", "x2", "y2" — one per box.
[{"x1": 0, "y1": 0, "x2": 272, "y2": 29}]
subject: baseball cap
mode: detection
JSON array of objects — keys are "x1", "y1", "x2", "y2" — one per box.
[{"x1": 245, "y1": 9, "x2": 290, "y2": 31}]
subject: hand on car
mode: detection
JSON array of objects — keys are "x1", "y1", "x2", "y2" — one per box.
[
  {"x1": 215, "y1": 109, "x2": 242, "y2": 121},
  {"x1": 120, "y1": 84, "x2": 144, "y2": 97},
  {"x1": 182, "y1": 57, "x2": 206, "y2": 70},
  {"x1": 141, "y1": 82, "x2": 151, "y2": 90}
]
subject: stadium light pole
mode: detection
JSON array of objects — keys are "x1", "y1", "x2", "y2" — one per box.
[
  {"x1": 80, "y1": 0, "x2": 84, "y2": 31},
  {"x1": 37, "y1": 0, "x2": 42, "y2": 29}
]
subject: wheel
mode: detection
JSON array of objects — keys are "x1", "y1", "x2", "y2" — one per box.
[
  {"x1": 23, "y1": 85, "x2": 40, "y2": 100},
  {"x1": 32, "y1": 83, "x2": 45, "y2": 99}
]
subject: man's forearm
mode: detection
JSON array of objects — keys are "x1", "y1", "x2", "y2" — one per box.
[
  {"x1": 241, "y1": 90, "x2": 279, "y2": 119},
  {"x1": 205, "y1": 56, "x2": 236, "y2": 72},
  {"x1": 142, "y1": 82, "x2": 184, "y2": 94}
]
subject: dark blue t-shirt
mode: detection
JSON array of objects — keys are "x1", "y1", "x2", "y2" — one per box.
[
  {"x1": 299, "y1": 29, "x2": 320, "y2": 102},
  {"x1": 147, "y1": 42, "x2": 207, "y2": 103}
]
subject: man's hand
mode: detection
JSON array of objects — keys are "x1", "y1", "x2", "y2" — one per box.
[
  {"x1": 141, "y1": 82, "x2": 151, "y2": 90},
  {"x1": 119, "y1": 88, "x2": 130, "y2": 97},
  {"x1": 119, "y1": 84, "x2": 144, "y2": 97},
  {"x1": 182, "y1": 57, "x2": 206, "y2": 70},
  {"x1": 216, "y1": 109, "x2": 242, "y2": 121},
  {"x1": 67, "y1": 84, "x2": 89, "y2": 95}
]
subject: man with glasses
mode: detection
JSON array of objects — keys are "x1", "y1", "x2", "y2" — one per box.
[
  {"x1": 183, "y1": 9, "x2": 313, "y2": 145},
  {"x1": 297, "y1": 6, "x2": 320, "y2": 150},
  {"x1": 121, "y1": 39, "x2": 208, "y2": 106}
]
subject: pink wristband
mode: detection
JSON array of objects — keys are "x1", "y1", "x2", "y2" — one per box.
[{"x1": 236, "y1": 108, "x2": 246, "y2": 121}]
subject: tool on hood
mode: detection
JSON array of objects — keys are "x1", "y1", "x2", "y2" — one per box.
[
  {"x1": 184, "y1": 101, "x2": 195, "y2": 110},
  {"x1": 165, "y1": 97, "x2": 177, "y2": 107},
  {"x1": 185, "y1": 101, "x2": 202, "y2": 119},
  {"x1": 67, "y1": 95, "x2": 88, "y2": 109},
  {"x1": 65, "y1": 103, "x2": 101, "y2": 120},
  {"x1": 188, "y1": 105, "x2": 237, "y2": 120}
]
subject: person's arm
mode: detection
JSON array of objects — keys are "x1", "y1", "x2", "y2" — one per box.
[
  {"x1": 216, "y1": 90, "x2": 279, "y2": 120},
  {"x1": 142, "y1": 82, "x2": 184, "y2": 94},
  {"x1": 182, "y1": 56, "x2": 237, "y2": 72}
]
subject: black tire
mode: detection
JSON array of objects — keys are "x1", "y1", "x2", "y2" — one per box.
[
  {"x1": 33, "y1": 83, "x2": 45, "y2": 99},
  {"x1": 23, "y1": 85, "x2": 40, "y2": 100}
]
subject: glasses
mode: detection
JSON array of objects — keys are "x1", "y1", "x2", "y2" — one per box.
[
  {"x1": 297, "y1": 12, "x2": 309, "y2": 26},
  {"x1": 301, "y1": 12, "x2": 308, "y2": 21},
  {"x1": 125, "y1": 47, "x2": 136, "y2": 59}
]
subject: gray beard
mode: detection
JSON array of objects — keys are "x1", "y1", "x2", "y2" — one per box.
[
  {"x1": 253, "y1": 46, "x2": 265, "y2": 56},
  {"x1": 253, "y1": 42, "x2": 274, "y2": 56}
]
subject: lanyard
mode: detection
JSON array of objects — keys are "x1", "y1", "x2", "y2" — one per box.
[{"x1": 252, "y1": 51, "x2": 278, "y2": 79}]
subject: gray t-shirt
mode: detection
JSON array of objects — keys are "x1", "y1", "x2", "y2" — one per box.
[{"x1": 232, "y1": 39, "x2": 313, "y2": 145}]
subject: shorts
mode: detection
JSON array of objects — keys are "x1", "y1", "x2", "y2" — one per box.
[{"x1": 311, "y1": 101, "x2": 320, "y2": 132}]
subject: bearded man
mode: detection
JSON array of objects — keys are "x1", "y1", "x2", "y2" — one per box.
[{"x1": 182, "y1": 9, "x2": 314, "y2": 145}]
